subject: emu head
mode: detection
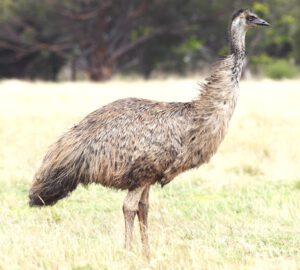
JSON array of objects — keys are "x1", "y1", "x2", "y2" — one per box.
[{"x1": 232, "y1": 9, "x2": 270, "y2": 32}]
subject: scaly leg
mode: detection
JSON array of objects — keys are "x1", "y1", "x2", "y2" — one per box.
[
  {"x1": 123, "y1": 186, "x2": 145, "y2": 250},
  {"x1": 137, "y1": 185, "x2": 150, "y2": 259}
]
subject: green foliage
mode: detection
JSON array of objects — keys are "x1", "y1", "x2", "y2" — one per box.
[
  {"x1": 252, "y1": 2, "x2": 269, "y2": 16},
  {"x1": 171, "y1": 37, "x2": 203, "y2": 71},
  {"x1": 293, "y1": 26, "x2": 300, "y2": 64},
  {"x1": 130, "y1": 27, "x2": 153, "y2": 42},
  {"x1": 265, "y1": 59, "x2": 298, "y2": 79},
  {"x1": 280, "y1": 15, "x2": 296, "y2": 25},
  {"x1": 251, "y1": 54, "x2": 273, "y2": 66},
  {"x1": 0, "y1": 0, "x2": 14, "y2": 20},
  {"x1": 175, "y1": 37, "x2": 203, "y2": 53},
  {"x1": 0, "y1": 0, "x2": 299, "y2": 80},
  {"x1": 251, "y1": 54, "x2": 299, "y2": 79}
]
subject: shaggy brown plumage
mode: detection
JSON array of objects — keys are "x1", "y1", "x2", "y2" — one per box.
[{"x1": 29, "y1": 9, "x2": 269, "y2": 256}]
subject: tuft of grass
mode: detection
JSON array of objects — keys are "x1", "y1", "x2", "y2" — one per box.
[
  {"x1": 242, "y1": 165, "x2": 263, "y2": 176},
  {"x1": 294, "y1": 180, "x2": 300, "y2": 190},
  {"x1": 72, "y1": 266, "x2": 94, "y2": 270}
]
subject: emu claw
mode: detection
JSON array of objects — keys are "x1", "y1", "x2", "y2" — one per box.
[{"x1": 160, "y1": 178, "x2": 170, "y2": 187}]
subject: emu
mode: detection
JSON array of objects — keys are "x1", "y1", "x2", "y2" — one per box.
[{"x1": 29, "y1": 9, "x2": 269, "y2": 257}]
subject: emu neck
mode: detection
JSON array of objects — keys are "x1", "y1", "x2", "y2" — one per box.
[
  {"x1": 229, "y1": 22, "x2": 246, "y2": 59},
  {"x1": 194, "y1": 20, "x2": 248, "y2": 115},
  {"x1": 229, "y1": 22, "x2": 246, "y2": 84},
  {"x1": 193, "y1": 21, "x2": 247, "y2": 151}
]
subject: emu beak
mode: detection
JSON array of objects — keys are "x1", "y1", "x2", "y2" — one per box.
[{"x1": 254, "y1": 17, "x2": 270, "y2": 26}]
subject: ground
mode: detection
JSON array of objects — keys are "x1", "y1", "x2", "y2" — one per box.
[{"x1": 0, "y1": 79, "x2": 299, "y2": 270}]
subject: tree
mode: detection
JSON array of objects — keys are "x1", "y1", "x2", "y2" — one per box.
[
  {"x1": 0, "y1": 0, "x2": 175, "y2": 80},
  {"x1": 0, "y1": 0, "x2": 70, "y2": 80},
  {"x1": 0, "y1": 0, "x2": 298, "y2": 81},
  {"x1": 60, "y1": 0, "x2": 170, "y2": 80}
]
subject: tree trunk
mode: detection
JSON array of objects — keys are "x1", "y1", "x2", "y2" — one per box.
[
  {"x1": 87, "y1": 48, "x2": 113, "y2": 81},
  {"x1": 89, "y1": 63, "x2": 113, "y2": 81},
  {"x1": 71, "y1": 57, "x2": 77, "y2": 81}
]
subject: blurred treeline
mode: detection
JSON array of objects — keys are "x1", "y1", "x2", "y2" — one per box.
[{"x1": 0, "y1": 0, "x2": 299, "y2": 81}]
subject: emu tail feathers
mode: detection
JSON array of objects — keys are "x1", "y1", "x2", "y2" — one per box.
[
  {"x1": 29, "y1": 165, "x2": 80, "y2": 207},
  {"x1": 29, "y1": 127, "x2": 91, "y2": 207}
]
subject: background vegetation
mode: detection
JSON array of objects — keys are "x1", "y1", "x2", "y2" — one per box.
[{"x1": 0, "y1": 0, "x2": 299, "y2": 81}]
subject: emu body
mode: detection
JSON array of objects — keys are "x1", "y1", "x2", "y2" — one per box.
[
  {"x1": 29, "y1": 9, "x2": 269, "y2": 257},
  {"x1": 29, "y1": 58, "x2": 239, "y2": 206}
]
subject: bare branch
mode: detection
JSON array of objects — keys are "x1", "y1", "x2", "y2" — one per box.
[
  {"x1": 111, "y1": 27, "x2": 168, "y2": 61},
  {"x1": 128, "y1": 2, "x2": 149, "y2": 19},
  {"x1": 59, "y1": 10, "x2": 98, "y2": 21}
]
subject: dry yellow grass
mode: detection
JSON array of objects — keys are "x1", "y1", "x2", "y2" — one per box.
[{"x1": 0, "y1": 79, "x2": 300, "y2": 270}]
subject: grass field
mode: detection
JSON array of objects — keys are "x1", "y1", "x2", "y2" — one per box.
[{"x1": 0, "y1": 79, "x2": 300, "y2": 270}]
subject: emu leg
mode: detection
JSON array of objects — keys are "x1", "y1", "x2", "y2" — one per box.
[
  {"x1": 137, "y1": 186, "x2": 150, "y2": 259},
  {"x1": 123, "y1": 186, "x2": 145, "y2": 250}
]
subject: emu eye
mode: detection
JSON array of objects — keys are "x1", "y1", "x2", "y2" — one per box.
[{"x1": 247, "y1": 16, "x2": 256, "y2": 21}]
